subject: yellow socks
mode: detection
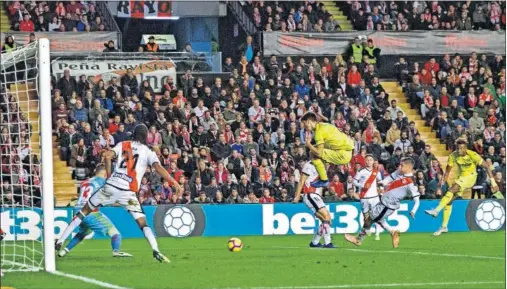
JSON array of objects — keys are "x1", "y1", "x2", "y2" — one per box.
[
  {"x1": 442, "y1": 205, "x2": 452, "y2": 228},
  {"x1": 435, "y1": 192, "x2": 454, "y2": 213},
  {"x1": 312, "y1": 158, "x2": 328, "y2": 181}
]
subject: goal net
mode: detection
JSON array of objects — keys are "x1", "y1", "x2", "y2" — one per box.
[{"x1": 0, "y1": 39, "x2": 55, "y2": 272}]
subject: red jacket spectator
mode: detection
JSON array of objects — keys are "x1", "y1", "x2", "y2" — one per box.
[
  {"x1": 66, "y1": 2, "x2": 83, "y2": 14},
  {"x1": 214, "y1": 166, "x2": 229, "y2": 185},
  {"x1": 480, "y1": 91, "x2": 493, "y2": 103},
  {"x1": 441, "y1": 93, "x2": 450, "y2": 107},
  {"x1": 347, "y1": 70, "x2": 361, "y2": 86},
  {"x1": 424, "y1": 59, "x2": 440, "y2": 73},
  {"x1": 172, "y1": 95, "x2": 187, "y2": 108},
  {"x1": 19, "y1": 18, "x2": 34, "y2": 32},
  {"x1": 259, "y1": 196, "x2": 275, "y2": 203},
  {"x1": 329, "y1": 178, "x2": 344, "y2": 198},
  {"x1": 351, "y1": 153, "x2": 366, "y2": 168},
  {"x1": 418, "y1": 69, "x2": 432, "y2": 85},
  {"x1": 108, "y1": 122, "x2": 119, "y2": 135}
]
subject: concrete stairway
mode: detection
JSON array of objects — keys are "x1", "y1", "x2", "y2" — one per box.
[
  {"x1": 52, "y1": 136, "x2": 78, "y2": 207},
  {"x1": 382, "y1": 81, "x2": 465, "y2": 196},
  {"x1": 321, "y1": 1, "x2": 353, "y2": 31},
  {"x1": 11, "y1": 83, "x2": 77, "y2": 207},
  {"x1": 381, "y1": 81, "x2": 448, "y2": 167},
  {"x1": 1, "y1": 5, "x2": 11, "y2": 32}
]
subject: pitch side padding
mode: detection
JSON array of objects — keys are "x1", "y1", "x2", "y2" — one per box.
[
  {"x1": 466, "y1": 199, "x2": 506, "y2": 232},
  {"x1": 153, "y1": 204, "x2": 206, "y2": 237}
]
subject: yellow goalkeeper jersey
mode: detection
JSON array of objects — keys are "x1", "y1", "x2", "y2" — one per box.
[
  {"x1": 447, "y1": 149, "x2": 484, "y2": 177},
  {"x1": 314, "y1": 123, "x2": 354, "y2": 151}
]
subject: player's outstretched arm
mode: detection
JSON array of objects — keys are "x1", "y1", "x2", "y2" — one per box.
[
  {"x1": 293, "y1": 173, "x2": 308, "y2": 203},
  {"x1": 102, "y1": 149, "x2": 115, "y2": 177},
  {"x1": 153, "y1": 162, "x2": 183, "y2": 194},
  {"x1": 440, "y1": 165, "x2": 452, "y2": 187},
  {"x1": 481, "y1": 161, "x2": 499, "y2": 192},
  {"x1": 410, "y1": 196, "x2": 420, "y2": 219}
]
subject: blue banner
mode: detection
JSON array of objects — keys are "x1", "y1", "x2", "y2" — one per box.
[{"x1": 0, "y1": 200, "x2": 504, "y2": 241}]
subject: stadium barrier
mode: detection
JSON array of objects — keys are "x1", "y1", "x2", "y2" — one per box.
[
  {"x1": 1, "y1": 200, "x2": 504, "y2": 241},
  {"x1": 0, "y1": 32, "x2": 120, "y2": 53},
  {"x1": 263, "y1": 31, "x2": 505, "y2": 56}
]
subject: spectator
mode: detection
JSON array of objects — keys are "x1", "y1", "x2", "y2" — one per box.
[
  {"x1": 103, "y1": 40, "x2": 118, "y2": 52},
  {"x1": 145, "y1": 36, "x2": 159, "y2": 52},
  {"x1": 2, "y1": 36, "x2": 16, "y2": 52},
  {"x1": 19, "y1": 14, "x2": 34, "y2": 32},
  {"x1": 34, "y1": 15, "x2": 48, "y2": 31}
]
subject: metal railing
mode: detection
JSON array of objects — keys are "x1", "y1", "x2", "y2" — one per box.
[
  {"x1": 95, "y1": 1, "x2": 123, "y2": 49},
  {"x1": 227, "y1": 1, "x2": 257, "y2": 36}
]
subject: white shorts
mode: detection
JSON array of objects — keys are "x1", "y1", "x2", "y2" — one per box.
[
  {"x1": 360, "y1": 196, "x2": 380, "y2": 214},
  {"x1": 88, "y1": 184, "x2": 144, "y2": 218},
  {"x1": 303, "y1": 193, "x2": 326, "y2": 214},
  {"x1": 370, "y1": 202, "x2": 395, "y2": 223}
]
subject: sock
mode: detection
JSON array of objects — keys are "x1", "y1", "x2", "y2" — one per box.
[
  {"x1": 357, "y1": 228, "x2": 367, "y2": 242},
  {"x1": 111, "y1": 234, "x2": 122, "y2": 252},
  {"x1": 322, "y1": 221, "x2": 331, "y2": 245},
  {"x1": 377, "y1": 219, "x2": 393, "y2": 234},
  {"x1": 435, "y1": 192, "x2": 454, "y2": 213},
  {"x1": 312, "y1": 158, "x2": 328, "y2": 181},
  {"x1": 311, "y1": 224, "x2": 323, "y2": 245},
  {"x1": 142, "y1": 226, "x2": 159, "y2": 252},
  {"x1": 57, "y1": 212, "x2": 85, "y2": 244},
  {"x1": 492, "y1": 191, "x2": 505, "y2": 199},
  {"x1": 442, "y1": 205, "x2": 452, "y2": 228},
  {"x1": 65, "y1": 233, "x2": 85, "y2": 252},
  {"x1": 374, "y1": 224, "x2": 381, "y2": 236}
]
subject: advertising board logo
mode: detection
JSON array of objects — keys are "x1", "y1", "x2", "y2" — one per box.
[
  {"x1": 163, "y1": 206, "x2": 196, "y2": 237},
  {"x1": 475, "y1": 200, "x2": 505, "y2": 232},
  {"x1": 153, "y1": 205, "x2": 205, "y2": 237}
]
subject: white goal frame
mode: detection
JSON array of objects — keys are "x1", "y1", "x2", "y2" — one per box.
[
  {"x1": 39, "y1": 38, "x2": 56, "y2": 272},
  {"x1": 0, "y1": 38, "x2": 55, "y2": 272}
]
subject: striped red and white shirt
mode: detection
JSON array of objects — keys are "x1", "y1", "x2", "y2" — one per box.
[
  {"x1": 380, "y1": 171, "x2": 420, "y2": 213},
  {"x1": 107, "y1": 141, "x2": 159, "y2": 192}
]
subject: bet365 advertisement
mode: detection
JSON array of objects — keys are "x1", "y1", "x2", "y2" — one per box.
[{"x1": 0, "y1": 200, "x2": 504, "y2": 241}]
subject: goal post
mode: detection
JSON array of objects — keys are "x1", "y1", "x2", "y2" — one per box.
[
  {"x1": 0, "y1": 39, "x2": 55, "y2": 272},
  {"x1": 39, "y1": 38, "x2": 56, "y2": 272}
]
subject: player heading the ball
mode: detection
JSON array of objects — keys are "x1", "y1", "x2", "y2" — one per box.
[{"x1": 301, "y1": 112, "x2": 354, "y2": 188}]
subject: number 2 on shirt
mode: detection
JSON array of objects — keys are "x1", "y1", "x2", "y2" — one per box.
[{"x1": 119, "y1": 151, "x2": 139, "y2": 171}]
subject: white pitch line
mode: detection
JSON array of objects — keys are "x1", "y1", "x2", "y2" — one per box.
[
  {"x1": 343, "y1": 247, "x2": 505, "y2": 260},
  {"x1": 215, "y1": 281, "x2": 506, "y2": 289},
  {"x1": 270, "y1": 246, "x2": 505, "y2": 261},
  {"x1": 50, "y1": 270, "x2": 131, "y2": 289},
  {"x1": 73, "y1": 246, "x2": 505, "y2": 261}
]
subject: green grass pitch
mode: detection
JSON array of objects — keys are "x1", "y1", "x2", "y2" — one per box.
[{"x1": 1, "y1": 232, "x2": 505, "y2": 289}]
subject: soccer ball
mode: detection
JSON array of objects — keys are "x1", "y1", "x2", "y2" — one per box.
[
  {"x1": 227, "y1": 238, "x2": 243, "y2": 252},
  {"x1": 475, "y1": 200, "x2": 506, "y2": 232},
  {"x1": 163, "y1": 206, "x2": 196, "y2": 237}
]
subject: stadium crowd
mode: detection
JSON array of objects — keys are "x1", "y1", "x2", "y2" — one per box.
[
  {"x1": 244, "y1": 1, "x2": 506, "y2": 32},
  {"x1": 26, "y1": 46, "x2": 499, "y2": 206},
  {"x1": 6, "y1": 1, "x2": 108, "y2": 32},
  {"x1": 347, "y1": 0, "x2": 506, "y2": 31},
  {"x1": 0, "y1": 89, "x2": 41, "y2": 207},
  {"x1": 245, "y1": 1, "x2": 341, "y2": 32}
]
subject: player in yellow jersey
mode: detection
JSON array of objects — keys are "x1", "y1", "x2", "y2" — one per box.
[
  {"x1": 301, "y1": 112, "x2": 354, "y2": 187},
  {"x1": 425, "y1": 139, "x2": 499, "y2": 236}
]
